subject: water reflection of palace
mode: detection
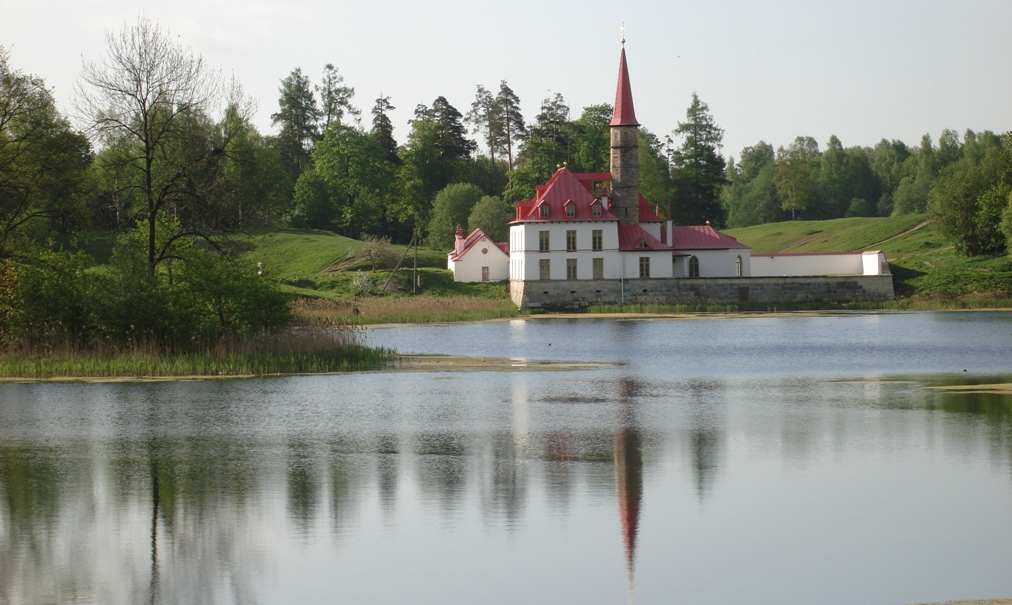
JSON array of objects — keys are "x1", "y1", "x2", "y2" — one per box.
[{"x1": 2, "y1": 368, "x2": 1012, "y2": 603}]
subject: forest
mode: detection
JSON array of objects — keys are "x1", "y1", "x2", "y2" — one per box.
[{"x1": 3, "y1": 18, "x2": 1012, "y2": 352}]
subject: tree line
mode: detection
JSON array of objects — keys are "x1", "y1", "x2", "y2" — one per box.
[{"x1": 3, "y1": 16, "x2": 1011, "y2": 350}]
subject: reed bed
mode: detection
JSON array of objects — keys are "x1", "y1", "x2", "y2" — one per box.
[
  {"x1": 0, "y1": 330, "x2": 395, "y2": 379},
  {"x1": 293, "y1": 295, "x2": 523, "y2": 326}
]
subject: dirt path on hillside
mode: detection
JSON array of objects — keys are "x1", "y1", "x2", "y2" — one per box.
[
  {"x1": 777, "y1": 219, "x2": 932, "y2": 253},
  {"x1": 777, "y1": 225, "x2": 852, "y2": 252},
  {"x1": 863, "y1": 219, "x2": 933, "y2": 250}
]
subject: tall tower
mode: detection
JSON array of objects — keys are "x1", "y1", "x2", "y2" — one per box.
[{"x1": 609, "y1": 42, "x2": 640, "y2": 226}]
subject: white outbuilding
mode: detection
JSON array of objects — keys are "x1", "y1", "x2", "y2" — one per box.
[{"x1": 447, "y1": 225, "x2": 510, "y2": 283}]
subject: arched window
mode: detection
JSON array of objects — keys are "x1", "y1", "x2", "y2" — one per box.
[
  {"x1": 736, "y1": 255, "x2": 742, "y2": 277},
  {"x1": 689, "y1": 255, "x2": 700, "y2": 278}
]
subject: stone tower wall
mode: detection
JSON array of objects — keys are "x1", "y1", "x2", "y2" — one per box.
[{"x1": 610, "y1": 125, "x2": 640, "y2": 226}]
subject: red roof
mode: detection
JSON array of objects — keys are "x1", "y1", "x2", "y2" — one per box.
[
  {"x1": 618, "y1": 225, "x2": 669, "y2": 251},
  {"x1": 513, "y1": 168, "x2": 663, "y2": 225},
  {"x1": 637, "y1": 193, "x2": 662, "y2": 222},
  {"x1": 512, "y1": 167, "x2": 619, "y2": 223},
  {"x1": 670, "y1": 225, "x2": 750, "y2": 250},
  {"x1": 610, "y1": 48, "x2": 640, "y2": 127},
  {"x1": 448, "y1": 227, "x2": 508, "y2": 261}
]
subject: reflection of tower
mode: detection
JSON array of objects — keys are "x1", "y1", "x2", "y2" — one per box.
[{"x1": 614, "y1": 428, "x2": 643, "y2": 600}]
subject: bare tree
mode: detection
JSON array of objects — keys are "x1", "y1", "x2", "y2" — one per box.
[{"x1": 77, "y1": 16, "x2": 254, "y2": 273}]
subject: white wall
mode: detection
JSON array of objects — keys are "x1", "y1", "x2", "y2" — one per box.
[
  {"x1": 621, "y1": 249, "x2": 673, "y2": 278},
  {"x1": 751, "y1": 253, "x2": 888, "y2": 277},
  {"x1": 673, "y1": 249, "x2": 749, "y2": 278},
  {"x1": 510, "y1": 222, "x2": 625, "y2": 281}
]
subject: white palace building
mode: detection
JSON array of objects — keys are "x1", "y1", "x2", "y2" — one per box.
[{"x1": 450, "y1": 45, "x2": 893, "y2": 308}]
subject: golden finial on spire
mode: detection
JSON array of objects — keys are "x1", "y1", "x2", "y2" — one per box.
[{"x1": 620, "y1": 23, "x2": 626, "y2": 47}]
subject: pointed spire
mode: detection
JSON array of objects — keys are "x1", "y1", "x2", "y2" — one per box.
[{"x1": 610, "y1": 47, "x2": 640, "y2": 127}]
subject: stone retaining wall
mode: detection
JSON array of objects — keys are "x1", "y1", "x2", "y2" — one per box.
[{"x1": 510, "y1": 275, "x2": 894, "y2": 308}]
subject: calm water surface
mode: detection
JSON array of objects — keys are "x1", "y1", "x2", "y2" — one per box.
[{"x1": 2, "y1": 311, "x2": 1011, "y2": 604}]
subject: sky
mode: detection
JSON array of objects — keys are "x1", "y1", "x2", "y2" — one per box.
[{"x1": 3, "y1": 0, "x2": 1011, "y2": 161}]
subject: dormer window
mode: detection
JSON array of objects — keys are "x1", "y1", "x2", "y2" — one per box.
[
  {"x1": 565, "y1": 204, "x2": 575, "y2": 217},
  {"x1": 539, "y1": 205, "x2": 549, "y2": 218},
  {"x1": 636, "y1": 241, "x2": 650, "y2": 249},
  {"x1": 591, "y1": 203, "x2": 602, "y2": 217}
]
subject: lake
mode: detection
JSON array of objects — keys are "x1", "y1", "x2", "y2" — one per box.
[{"x1": 1, "y1": 311, "x2": 1011, "y2": 604}]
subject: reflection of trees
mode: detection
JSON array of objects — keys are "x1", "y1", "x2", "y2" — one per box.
[
  {"x1": 930, "y1": 390, "x2": 1012, "y2": 474},
  {"x1": 684, "y1": 379, "x2": 726, "y2": 502},
  {"x1": 286, "y1": 440, "x2": 320, "y2": 534},
  {"x1": 374, "y1": 433, "x2": 400, "y2": 517},
  {"x1": 413, "y1": 433, "x2": 469, "y2": 517},
  {"x1": 479, "y1": 433, "x2": 528, "y2": 530}
]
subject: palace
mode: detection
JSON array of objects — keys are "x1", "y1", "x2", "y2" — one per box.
[{"x1": 450, "y1": 45, "x2": 894, "y2": 308}]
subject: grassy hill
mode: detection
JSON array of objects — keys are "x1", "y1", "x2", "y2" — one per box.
[{"x1": 725, "y1": 214, "x2": 1012, "y2": 303}]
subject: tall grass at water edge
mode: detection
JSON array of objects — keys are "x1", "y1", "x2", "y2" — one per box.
[
  {"x1": 0, "y1": 330, "x2": 395, "y2": 379},
  {"x1": 294, "y1": 296, "x2": 523, "y2": 325}
]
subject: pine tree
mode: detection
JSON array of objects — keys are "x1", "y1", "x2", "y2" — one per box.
[{"x1": 671, "y1": 93, "x2": 726, "y2": 226}]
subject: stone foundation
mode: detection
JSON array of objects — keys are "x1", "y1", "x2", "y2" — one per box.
[{"x1": 510, "y1": 275, "x2": 894, "y2": 308}]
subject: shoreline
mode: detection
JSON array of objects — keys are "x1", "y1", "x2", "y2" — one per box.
[{"x1": 0, "y1": 354, "x2": 614, "y2": 383}]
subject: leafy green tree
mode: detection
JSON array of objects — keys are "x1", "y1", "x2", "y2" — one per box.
[
  {"x1": 638, "y1": 130, "x2": 674, "y2": 217},
  {"x1": 1000, "y1": 190, "x2": 1012, "y2": 255},
  {"x1": 870, "y1": 139, "x2": 911, "y2": 216},
  {"x1": 933, "y1": 134, "x2": 1011, "y2": 255},
  {"x1": 671, "y1": 93, "x2": 727, "y2": 226},
  {"x1": 317, "y1": 63, "x2": 359, "y2": 129},
  {"x1": 570, "y1": 104, "x2": 612, "y2": 172},
  {"x1": 311, "y1": 124, "x2": 395, "y2": 237},
  {"x1": 467, "y1": 195, "x2": 513, "y2": 242},
  {"x1": 774, "y1": 138, "x2": 817, "y2": 220},
  {"x1": 427, "y1": 183, "x2": 485, "y2": 250},
  {"x1": 78, "y1": 16, "x2": 254, "y2": 275},
  {"x1": 271, "y1": 67, "x2": 320, "y2": 180},
  {"x1": 722, "y1": 141, "x2": 778, "y2": 227},
  {"x1": 1, "y1": 47, "x2": 92, "y2": 260},
  {"x1": 216, "y1": 108, "x2": 293, "y2": 228},
  {"x1": 291, "y1": 169, "x2": 336, "y2": 230}
]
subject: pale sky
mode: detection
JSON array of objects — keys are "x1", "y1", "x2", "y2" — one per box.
[{"x1": 3, "y1": 0, "x2": 1010, "y2": 161}]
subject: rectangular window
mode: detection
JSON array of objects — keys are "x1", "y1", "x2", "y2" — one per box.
[
  {"x1": 566, "y1": 258, "x2": 577, "y2": 280},
  {"x1": 565, "y1": 204, "x2": 575, "y2": 217},
  {"x1": 539, "y1": 205, "x2": 549, "y2": 218},
  {"x1": 593, "y1": 257, "x2": 604, "y2": 280},
  {"x1": 539, "y1": 231, "x2": 550, "y2": 252},
  {"x1": 539, "y1": 258, "x2": 550, "y2": 280},
  {"x1": 566, "y1": 230, "x2": 577, "y2": 252},
  {"x1": 592, "y1": 204, "x2": 602, "y2": 217},
  {"x1": 592, "y1": 229, "x2": 602, "y2": 251},
  {"x1": 482, "y1": 266, "x2": 489, "y2": 282},
  {"x1": 639, "y1": 256, "x2": 650, "y2": 278}
]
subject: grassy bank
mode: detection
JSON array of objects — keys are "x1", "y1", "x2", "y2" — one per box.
[
  {"x1": 0, "y1": 331, "x2": 395, "y2": 380},
  {"x1": 293, "y1": 295, "x2": 523, "y2": 326}
]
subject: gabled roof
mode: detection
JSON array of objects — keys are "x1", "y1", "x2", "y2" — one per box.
[
  {"x1": 618, "y1": 224, "x2": 669, "y2": 251},
  {"x1": 610, "y1": 48, "x2": 640, "y2": 127},
  {"x1": 448, "y1": 227, "x2": 509, "y2": 262},
  {"x1": 512, "y1": 167, "x2": 619, "y2": 223},
  {"x1": 670, "y1": 225, "x2": 750, "y2": 250},
  {"x1": 637, "y1": 193, "x2": 662, "y2": 222}
]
